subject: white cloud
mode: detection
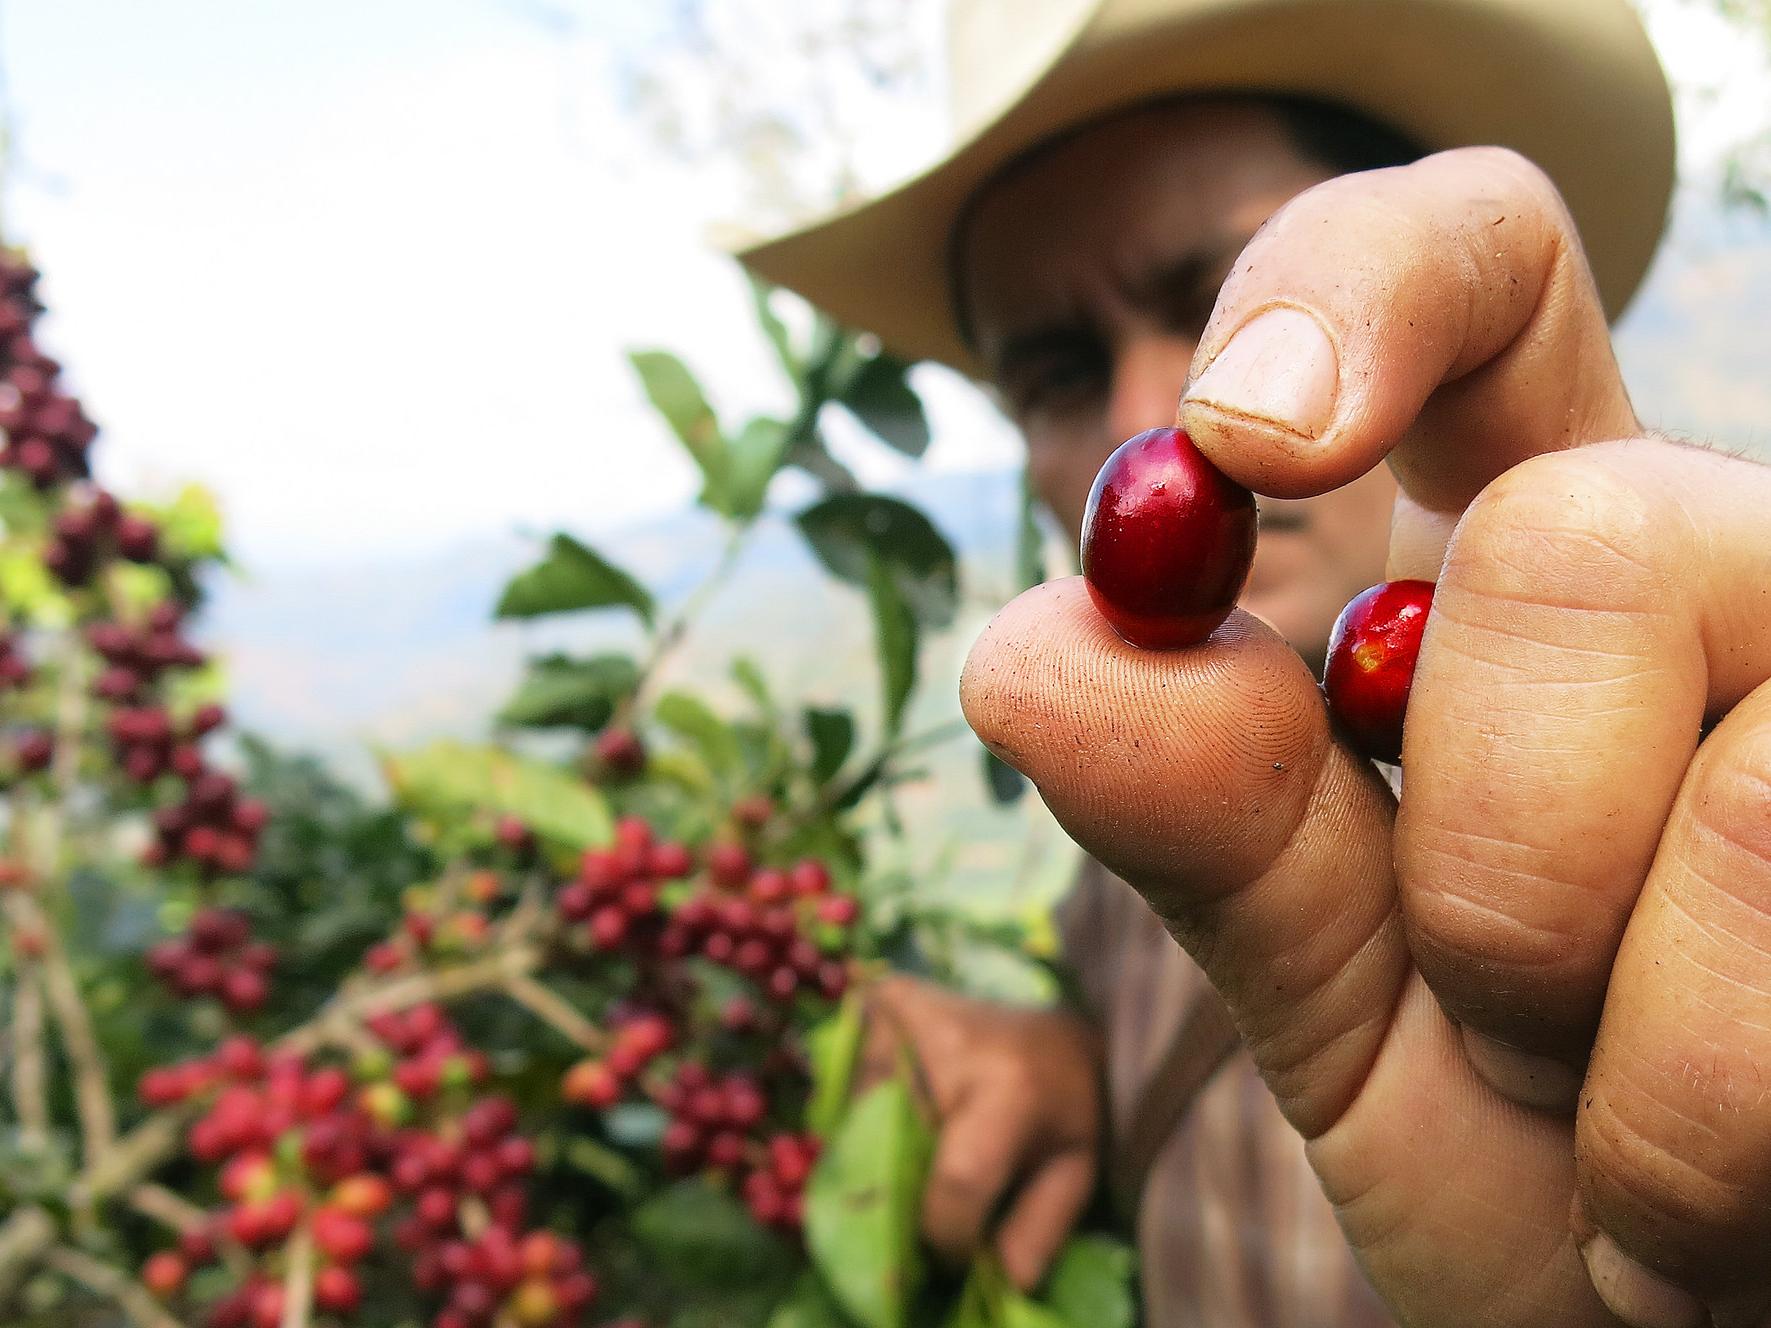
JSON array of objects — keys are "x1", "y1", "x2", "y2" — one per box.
[{"x1": 0, "y1": 1, "x2": 932, "y2": 570}]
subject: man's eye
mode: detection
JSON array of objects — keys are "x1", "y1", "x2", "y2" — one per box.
[{"x1": 1007, "y1": 352, "x2": 1107, "y2": 418}]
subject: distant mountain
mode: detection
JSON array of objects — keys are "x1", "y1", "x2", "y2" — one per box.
[
  {"x1": 203, "y1": 464, "x2": 1083, "y2": 909},
  {"x1": 207, "y1": 465, "x2": 1028, "y2": 762}
]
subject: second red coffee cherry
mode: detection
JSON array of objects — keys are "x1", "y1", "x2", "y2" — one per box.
[
  {"x1": 1080, "y1": 427, "x2": 1257, "y2": 649},
  {"x1": 1322, "y1": 580, "x2": 1435, "y2": 763}
]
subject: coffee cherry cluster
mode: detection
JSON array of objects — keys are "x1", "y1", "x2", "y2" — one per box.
[
  {"x1": 363, "y1": 1002, "x2": 492, "y2": 1105},
  {"x1": 556, "y1": 815, "x2": 691, "y2": 952},
  {"x1": 653, "y1": 1063, "x2": 818, "y2": 1233},
  {"x1": 136, "y1": 1027, "x2": 596, "y2": 1326},
  {"x1": 106, "y1": 701, "x2": 226, "y2": 783},
  {"x1": 145, "y1": 907, "x2": 277, "y2": 1014},
  {"x1": 741, "y1": 1132, "x2": 821, "y2": 1233},
  {"x1": 378, "y1": 1093, "x2": 594, "y2": 1328},
  {"x1": 88, "y1": 603, "x2": 206, "y2": 704},
  {"x1": 660, "y1": 860, "x2": 854, "y2": 1005},
  {"x1": 559, "y1": 1011, "x2": 676, "y2": 1110},
  {"x1": 0, "y1": 253, "x2": 98, "y2": 490},
  {"x1": 405, "y1": 1225, "x2": 598, "y2": 1328},
  {"x1": 10, "y1": 726, "x2": 52, "y2": 775},
  {"x1": 0, "y1": 629, "x2": 32, "y2": 691},
  {"x1": 657, "y1": 1062, "x2": 768, "y2": 1174},
  {"x1": 43, "y1": 487, "x2": 161, "y2": 586},
  {"x1": 386, "y1": 1094, "x2": 536, "y2": 1233},
  {"x1": 143, "y1": 772, "x2": 270, "y2": 877}
]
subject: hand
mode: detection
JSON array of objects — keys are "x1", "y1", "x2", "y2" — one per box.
[
  {"x1": 857, "y1": 974, "x2": 1102, "y2": 1291},
  {"x1": 962, "y1": 147, "x2": 1771, "y2": 1328}
]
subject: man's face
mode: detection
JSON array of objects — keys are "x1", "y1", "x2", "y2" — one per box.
[{"x1": 955, "y1": 98, "x2": 1396, "y2": 668}]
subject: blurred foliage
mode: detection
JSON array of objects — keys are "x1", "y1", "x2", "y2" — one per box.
[{"x1": 0, "y1": 267, "x2": 1109, "y2": 1328}]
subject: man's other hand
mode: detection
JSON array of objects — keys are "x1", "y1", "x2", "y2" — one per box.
[{"x1": 858, "y1": 975, "x2": 1101, "y2": 1291}]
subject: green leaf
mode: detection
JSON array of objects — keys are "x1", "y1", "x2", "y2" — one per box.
[
  {"x1": 644, "y1": 747, "x2": 717, "y2": 796},
  {"x1": 766, "y1": 1273, "x2": 851, "y2": 1328},
  {"x1": 945, "y1": 1270, "x2": 993, "y2": 1328},
  {"x1": 630, "y1": 348, "x2": 730, "y2": 509},
  {"x1": 495, "y1": 533, "x2": 654, "y2": 626},
  {"x1": 381, "y1": 740, "x2": 613, "y2": 848},
  {"x1": 795, "y1": 494, "x2": 958, "y2": 628},
  {"x1": 633, "y1": 1179, "x2": 792, "y2": 1288},
  {"x1": 562, "y1": 1136, "x2": 645, "y2": 1199},
  {"x1": 1000, "y1": 1295, "x2": 1069, "y2": 1328},
  {"x1": 804, "y1": 1077, "x2": 935, "y2": 1328},
  {"x1": 149, "y1": 484, "x2": 228, "y2": 563},
  {"x1": 0, "y1": 546, "x2": 65, "y2": 623},
  {"x1": 981, "y1": 746, "x2": 1027, "y2": 805},
  {"x1": 1016, "y1": 466, "x2": 1049, "y2": 591},
  {"x1": 949, "y1": 1256, "x2": 1071, "y2": 1328},
  {"x1": 1040, "y1": 1236, "x2": 1136, "y2": 1328},
  {"x1": 804, "y1": 707, "x2": 855, "y2": 786},
  {"x1": 654, "y1": 690, "x2": 744, "y2": 776},
  {"x1": 804, "y1": 992, "x2": 865, "y2": 1137},
  {"x1": 497, "y1": 653, "x2": 639, "y2": 730},
  {"x1": 865, "y1": 552, "x2": 918, "y2": 741},
  {"x1": 727, "y1": 416, "x2": 792, "y2": 518},
  {"x1": 801, "y1": 317, "x2": 857, "y2": 404},
  {"x1": 732, "y1": 657, "x2": 774, "y2": 715},
  {"x1": 931, "y1": 933, "x2": 1058, "y2": 1007},
  {"x1": 839, "y1": 354, "x2": 929, "y2": 458},
  {"x1": 750, "y1": 275, "x2": 801, "y2": 379}
]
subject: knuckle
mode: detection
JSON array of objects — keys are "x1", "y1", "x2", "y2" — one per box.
[
  {"x1": 1690, "y1": 720, "x2": 1771, "y2": 869},
  {"x1": 1461, "y1": 145, "x2": 1564, "y2": 211},
  {"x1": 979, "y1": 1046, "x2": 1040, "y2": 1102},
  {"x1": 1408, "y1": 873, "x2": 1590, "y2": 972},
  {"x1": 930, "y1": 1149, "x2": 995, "y2": 1202},
  {"x1": 1582, "y1": 1080, "x2": 1768, "y2": 1255},
  {"x1": 1448, "y1": 448, "x2": 1672, "y2": 614}
]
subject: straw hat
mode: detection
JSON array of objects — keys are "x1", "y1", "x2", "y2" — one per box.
[{"x1": 733, "y1": 0, "x2": 1675, "y2": 378}]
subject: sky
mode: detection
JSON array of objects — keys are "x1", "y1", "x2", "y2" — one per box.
[{"x1": 0, "y1": 0, "x2": 1765, "y2": 573}]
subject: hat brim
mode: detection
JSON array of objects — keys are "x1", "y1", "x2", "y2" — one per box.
[{"x1": 734, "y1": 0, "x2": 1674, "y2": 378}]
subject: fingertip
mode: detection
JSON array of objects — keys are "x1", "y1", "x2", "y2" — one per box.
[
  {"x1": 1579, "y1": 1234, "x2": 1705, "y2": 1328},
  {"x1": 1177, "y1": 399, "x2": 1353, "y2": 499},
  {"x1": 1459, "y1": 1026, "x2": 1583, "y2": 1114},
  {"x1": 995, "y1": 1234, "x2": 1047, "y2": 1295},
  {"x1": 993, "y1": 1151, "x2": 1096, "y2": 1294}
]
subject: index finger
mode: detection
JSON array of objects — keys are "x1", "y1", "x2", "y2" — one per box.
[{"x1": 1176, "y1": 145, "x2": 1639, "y2": 570}]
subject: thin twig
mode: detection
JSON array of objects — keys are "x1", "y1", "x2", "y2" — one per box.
[
  {"x1": 630, "y1": 524, "x2": 751, "y2": 710},
  {"x1": 284, "y1": 943, "x2": 542, "y2": 1057},
  {"x1": 42, "y1": 626, "x2": 88, "y2": 865},
  {"x1": 3, "y1": 890, "x2": 115, "y2": 1161},
  {"x1": 43, "y1": 1244, "x2": 188, "y2": 1328},
  {"x1": 129, "y1": 1183, "x2": 251, "y2": 1280},
  {"x1": 35, "y1": 915, "x2": 118, "y2": 1165},
  {"x1": 278, "y1": 1222, "x2": 313, "y2": 1328},
  {"x1": 8, "y1": 962, "x2": 46, "y2": 1147},
  {"x1": 502, "y1": 972, "x2": 606, "y2": 1053},
  {"x1": 129, "y1": 1183, "x2": 209, "y2": 1235},
  {"x1": 499, "y1": 872, "x2": 549, "y2": 943},
  {"x1": 0, "y1": 940, "x2": 544, "y2": 1296}
]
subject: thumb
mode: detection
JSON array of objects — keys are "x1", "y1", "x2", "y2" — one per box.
[{"x1": 960, "y1": 577, "x2": 1404, "y2": 1137}]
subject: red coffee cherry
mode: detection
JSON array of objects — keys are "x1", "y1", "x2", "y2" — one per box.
[
  {"x1": 1322, "y1": 580, "x2": 1435, "y2": 763},
  {"x1": 1080, "y1": 427, "x2": 1257, "y2": 648},
  {"x1": 141, "y1": 1250, "x2": 187, "y2": 1299}
]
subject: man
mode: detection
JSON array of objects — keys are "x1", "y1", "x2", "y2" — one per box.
[{"x1": 743, "y1": 3, "x2": 1771, "y2": 1326}]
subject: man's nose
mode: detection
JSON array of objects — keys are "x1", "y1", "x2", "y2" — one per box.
[{"x1": 1105, "y1": 333, "x2": 1196, "y2": 445}]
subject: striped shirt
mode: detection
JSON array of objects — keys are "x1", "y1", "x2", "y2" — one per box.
[{"x1": 1059, "y1": 858, "x2": 1397, "y2": 1328}]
